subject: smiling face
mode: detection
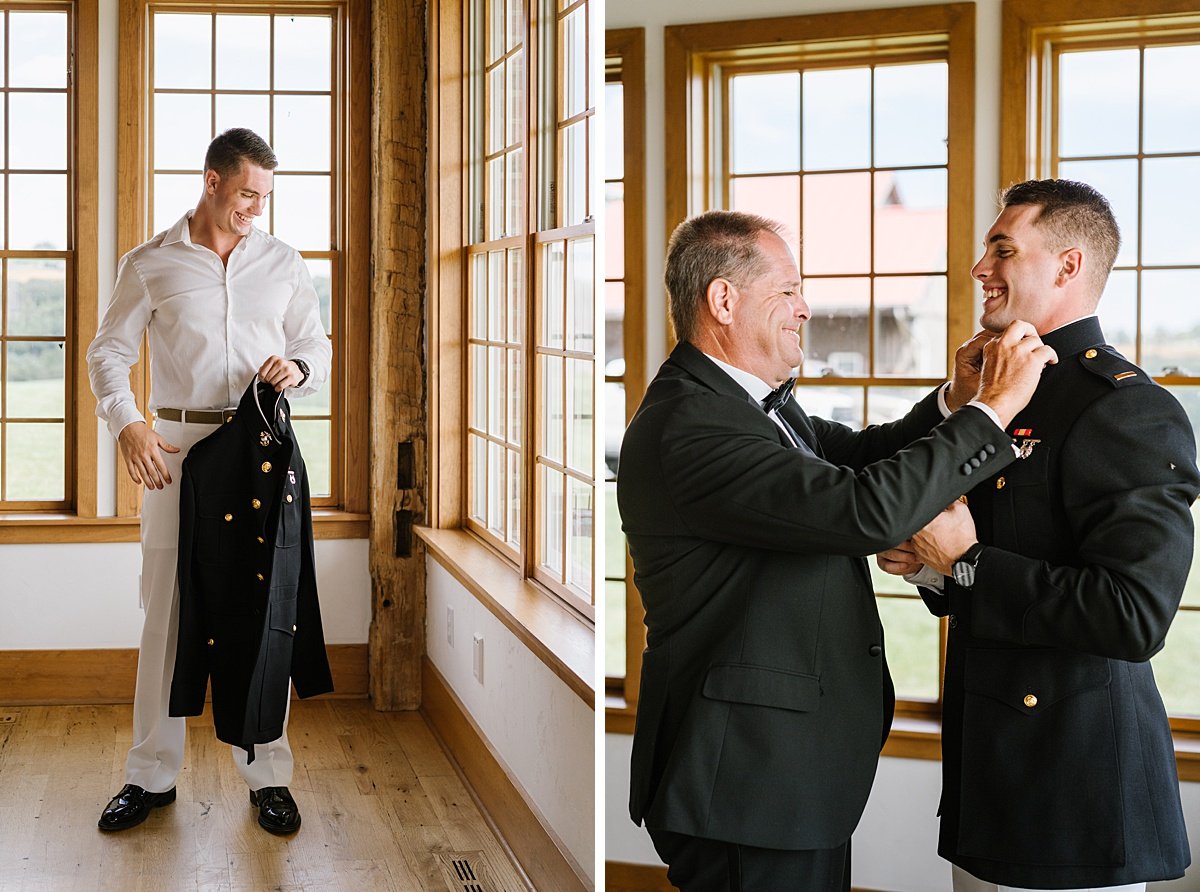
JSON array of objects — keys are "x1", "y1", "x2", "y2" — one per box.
[
  {"x1": 722, "y1": 231, "x2": 809, "y2": 385},
  {"x1": 204, "y1": 161, "x2": 273, "y2": 239},
  {"x1": 971, "y1": 204, "x2": 1078, "y2": 335}
]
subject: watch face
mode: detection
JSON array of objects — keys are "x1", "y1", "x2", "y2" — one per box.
[{"x1": 953, "y1": 562, "x2": 974, "y2": 588}]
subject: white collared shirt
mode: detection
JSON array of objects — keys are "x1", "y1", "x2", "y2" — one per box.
[
  {"x1": 87, "y1": 211, "x2": 331, "y2": 440},
  {"x1": 704, "y1": 354, "x2": 804, "y2": 448}
]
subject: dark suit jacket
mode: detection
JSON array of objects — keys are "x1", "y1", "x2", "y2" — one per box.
[
  {"x1": 919, "y1": 317, "x2": 1199, "y2": 886},
  {"x1": 618, "y1": 341, "x2": 1017, "y2": 850},
  {"x1": 169, "y1": 379, "x2": 334, "y2": 758}
]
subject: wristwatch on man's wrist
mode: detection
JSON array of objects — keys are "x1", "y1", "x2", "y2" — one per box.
[
  {"x1": 291, "y1": 358, "x2": 310, "y2": 387},
  {"x1": 951, "y1": 543, "x2": 985, "y2": 588}
]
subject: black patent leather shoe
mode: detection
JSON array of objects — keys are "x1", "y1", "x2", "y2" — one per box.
[
  {"x1": 249, "y1": 786, "x2": 301, "y2": 834},
  {"x1": 97, "y1": 784, "x2": 176, "y2": 831}
]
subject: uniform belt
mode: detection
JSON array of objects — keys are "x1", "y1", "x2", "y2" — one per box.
[{"x1": 156, "y1": 407, "x2": 237, "y2": 424}]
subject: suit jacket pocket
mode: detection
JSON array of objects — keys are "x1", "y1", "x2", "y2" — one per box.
[
  {"x1": 957, "y1": 648, "x2": 1124, "y2": 868},
  {"x1": 702, "y1": 663, "x2": 820, "y2": 713}
]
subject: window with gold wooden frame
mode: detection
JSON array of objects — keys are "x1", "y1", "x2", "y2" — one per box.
[
  {"x1": 0, "y1": 2, "x2": 98, "y2": 516},
  {"x1": 115, "y1": 0, "x2": 369, "y2": 520},
  {"x1": 1003, "y1": 0, "x2": 1200, "y2": 732},
  {"x1": 603, "y1": 27, "x2": 646, "y2": 709},
  {"x1": 466, "y1": 0, "x2": 599, "y2": 618},
  {"x1": 661, "y1": 4, "x2": 975, "y2": 721}
]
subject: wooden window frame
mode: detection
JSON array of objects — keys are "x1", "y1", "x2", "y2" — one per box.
[
  {"x1": 0, "y1": 0, "x2": 98, "y2": 519},
  {"x1": 112, "y1": 0, "x2": 369, "y2": 524},
  {"x1": 1002, "y1": 0, "x2": 1200, "y2": 745},
  {"x1": 603, "y1": 26, "x2": 645, "y2": 718},
  {"x1": 426, "y1": 0, "x2": 595, "y2": 700},
  {"x1": 461, "y1": 0, "x2": 599, "y2": 622}
]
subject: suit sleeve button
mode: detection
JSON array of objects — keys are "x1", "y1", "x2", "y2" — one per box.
[
  {"x1": 868, "y1": 645, "x2": 882, "y2": 657},
  {"x1": 970, "y1": 457, "x2": 981, "y2": 468},
  {"x1": 985, "y1": 444, "x2": 996, "y2": 455},
  {"x1": 961, "y1": 463, "x2": 973, "y2": 475}
]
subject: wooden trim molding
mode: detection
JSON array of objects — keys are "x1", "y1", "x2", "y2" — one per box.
[
  {"x1": 421, "y1": 658, "x2": 590, "y2": 892},
  {"x1": 0, "y1": 511, "x2": 368, "y2": 544},
  {"x1": 418, "y1": 525, "x2": 595, "y2": 704},
  {"x1": 605, "y1": 861, "x2": 672, "y2": 892},
  {"x1": 0, "y1": 644, "x2": 367, "y2": 706}
]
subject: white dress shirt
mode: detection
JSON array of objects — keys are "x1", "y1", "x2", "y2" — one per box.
[
  {"x1": 704, "y1": 354, "x2": 805, "y2": 448},
  {"x1": 87, "y1": 211, "x2": 332, "y2": 440}
]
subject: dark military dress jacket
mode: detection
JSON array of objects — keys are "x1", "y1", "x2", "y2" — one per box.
[
  {"x1": 919, "y1": 317, "x2": 1200, "y2": 887},
  {"x1": 618, "y1": 340, "x2": 1019, "y2": 851},
  {"x1": 169, "y1": 378, "x2": 334, "y2": 759}
]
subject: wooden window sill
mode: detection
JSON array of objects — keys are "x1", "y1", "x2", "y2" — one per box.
[
  {"x1": 0, "y1": 510, "x2": 369, "y2": 543},
  {"x1": 416, "y1": 526, "x2": 595, "y2": 706},
  {"x1": 606, "y1": 700, "x2": 1200, "y2": 778}
]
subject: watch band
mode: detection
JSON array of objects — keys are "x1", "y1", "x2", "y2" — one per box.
[
  {"x1": 291, "y1": 358, "x2": 310, "y2": 387},
  {"x1": 952, "y1": 543, "x2": 986, "y2": 588}
]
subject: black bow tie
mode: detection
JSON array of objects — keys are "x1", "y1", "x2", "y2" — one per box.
[{"x1": 761, "y1": 378, "x2": 796, "y2": 414}]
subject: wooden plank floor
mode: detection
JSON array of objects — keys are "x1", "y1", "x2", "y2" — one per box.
[{"x1": 0, "y1": 700, "x2": 531, "y2": 891}]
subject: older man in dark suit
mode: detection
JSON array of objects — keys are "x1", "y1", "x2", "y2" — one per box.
[
  {"x1": 879, "y1": 179, "x2": 1200, "y2": 891},
  {"x1": 618, "y1": 209, "x2": 1058, "y2": 891}
]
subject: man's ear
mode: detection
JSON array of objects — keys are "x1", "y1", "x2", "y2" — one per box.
[
  {"x1": 705, "y1": 277, "x2": 737, "y2": 325},
  {"x1": 204, "y1": 169, "x2": 220, "y2": 195},
  {"x1": 1057, "y1": 247, "x2": 1084, "y2": 285}
]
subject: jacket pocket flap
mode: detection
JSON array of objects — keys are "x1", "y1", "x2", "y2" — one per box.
[
  {"x1": 268, "y1": 597, "x2": 298, "y2": 635},
  {"x1": 964, "y1": 647, "x2": 1111, "y2": 714},
  {"x1": 702, "y1": 663, "x2": 820, "y2": 713}
]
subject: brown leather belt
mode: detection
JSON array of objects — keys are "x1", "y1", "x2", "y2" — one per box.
[{"x1": 156, "y1": 407, "x2": 237, "y2": 424}]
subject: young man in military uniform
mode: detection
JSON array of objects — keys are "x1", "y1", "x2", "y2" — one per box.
[{"x1": 879, "y1": 179, "x2": 1200, "y2": 891}]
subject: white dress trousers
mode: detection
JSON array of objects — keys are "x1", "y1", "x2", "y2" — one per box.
[
  {"x1": 952, "y1": 864, "x2": 1146, "y2": 892},
  {"x1": 124, "y1": 417, "x2": 293, "y2": 794}
]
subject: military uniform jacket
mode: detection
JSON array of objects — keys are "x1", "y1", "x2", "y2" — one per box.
[
  {"x1": 169, "y1": 379, "x2": 334, "y2": 758},
  {"x1": 618, "y1": 340, "x2": 1018, "y2": 851},
  {"x1": 919, "y1": 317, "x2": 1199, "y2": 887}
]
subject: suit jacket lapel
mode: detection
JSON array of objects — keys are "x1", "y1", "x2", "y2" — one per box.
[{"x1": 781, "y1": 399, "x2": 824, "y2": 458}]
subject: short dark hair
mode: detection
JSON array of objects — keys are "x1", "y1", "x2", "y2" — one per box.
[
  {"x1": 666, "y1": 210, "x2": 789, "y2": 342},
  {"x1": 999, "y1": 178, "x2": 1120, "y2": 297},
  {"x1": 203, "y1": 128, "x2": 278, "y2": 178}
]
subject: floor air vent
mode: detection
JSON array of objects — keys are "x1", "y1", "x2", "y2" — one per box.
[{"x1": 437, "y1": 851, "x2": 505, "y2": 892}]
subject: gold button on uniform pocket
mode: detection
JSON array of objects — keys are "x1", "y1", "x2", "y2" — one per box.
[
  {"x1": 996, "y1": 477, "x2": 1006, "y2": 490},
  {"x1": 261, "y1": 462, "x2": 272, "y2": 473},
  {"x1": 224, "y1": 513, "x2": 233, "y2": 522},
  {"x1": 1023, "y1": 694, "x2": 1037, "y2": 708}
]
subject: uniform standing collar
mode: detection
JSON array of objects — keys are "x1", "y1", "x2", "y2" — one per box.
[{"x1": 1038, "y1": 315, "x2": 1105, "y2": 357}]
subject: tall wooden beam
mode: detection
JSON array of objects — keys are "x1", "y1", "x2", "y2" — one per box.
[{"x1": 370, "y1": 0, "x2": 428, "y2": 709}]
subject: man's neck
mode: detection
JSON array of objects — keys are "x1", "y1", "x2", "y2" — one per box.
[{"x1": 188, "y1": 211, "x2": 241, "y2": 265}]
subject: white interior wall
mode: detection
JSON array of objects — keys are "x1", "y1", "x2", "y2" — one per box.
[
  {"x1": 604, "y1": 0, "x2": 1200, "y2": 886},
  {"x1": 425, "y1": 557, "x2": 596, "y2": 886}
]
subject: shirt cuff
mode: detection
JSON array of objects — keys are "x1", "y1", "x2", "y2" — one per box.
[
  {"x1": 964, "y1": 399, "x2": 1004, "y2": 431},
  {"x1": 936, "y1": 381, "x2": 952, "y2": 419},
  {"x1": 904, "y1": 564, "x2": 946, "y2": 592},
  {"x1": 109, "y1": 405, "x2": 148, "y2": 441}
]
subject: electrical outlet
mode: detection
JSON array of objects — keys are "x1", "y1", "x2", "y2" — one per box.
[
  {"x1": 472, "y1": 634, "x2": 485, "y2": 685},
  {"x1": 446, "y1": 606, "x2": 454, "y2": 647}
]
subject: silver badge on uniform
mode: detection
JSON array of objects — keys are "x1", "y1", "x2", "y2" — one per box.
[
  {"x1": 1016, "y1": 438, "x2": 1041, "y2": 460},
  {"x1": 288, "y1": 468, "x2": 297, "y2": 484}
]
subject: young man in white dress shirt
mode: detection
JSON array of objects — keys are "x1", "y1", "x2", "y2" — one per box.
[{"x1": 88, "y1": 128, "x2": 331, "y2": 834}]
